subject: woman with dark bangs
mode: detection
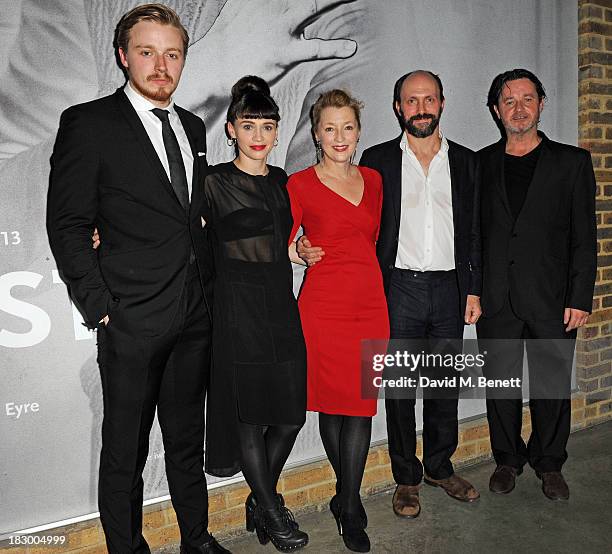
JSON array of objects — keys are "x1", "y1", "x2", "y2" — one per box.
[{"x1": 202, "y1": 76, "x2": 309, "y2": 552}]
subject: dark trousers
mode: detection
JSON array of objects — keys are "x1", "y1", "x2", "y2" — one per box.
[
  {"x1": 476, "y1": 297, "x2": 575, "y2": 473},
  {"x1": 97, "y1": 269, "x2": 212, "y2": 553},
  {"x1": 385, "y1": 268, "x2": 463, "y2": 486}
]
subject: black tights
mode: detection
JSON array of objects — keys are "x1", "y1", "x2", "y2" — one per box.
[
  {"x1": 318, "y1": 413, "x2": 372, "y2": 515},
  {"x1": 238, "y1": 421, "x2": 303, "y2": 509}
]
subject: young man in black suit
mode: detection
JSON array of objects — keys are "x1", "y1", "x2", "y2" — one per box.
[
  {"x1": 47, "y1": 4, "x2": 228, "y2": 553},
  {"x1": 298, "y1": 70, "x2": 482, "y2": 517},
  {"x1": 478, "y1": 69, "x2": 596, "y2": 501}
]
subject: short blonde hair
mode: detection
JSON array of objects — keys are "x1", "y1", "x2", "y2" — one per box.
[
  {"x1": 114, "y1": 3, "x2": 189, "y2": 57},
  {"x1": 310, "y1": 89, "x2": 364, "y2": 135}
]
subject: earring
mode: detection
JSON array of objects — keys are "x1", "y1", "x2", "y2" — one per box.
[
  {"x1": 227, "y1": 137, "x2": 236, "y2": 146},
  {"x1": 273, "y1": 138, "x2": 279, "y2": 147},
  {"x1": 315, "y1": 140, "x2": 323, "y2": 162}
]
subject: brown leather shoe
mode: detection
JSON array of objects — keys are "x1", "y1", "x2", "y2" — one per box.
[
  {"x1": 537, "y1": 471, "x2": 569, "y2": 501},
  {"x1": 392, "y1": 485, "x2": 421, "y2": 518},
  {"x1": 424, "y1": 473, "x2": 480, "y2": 502},
  {"x1": 489, "y1": 465, "x2": 522, "y2": 494}
]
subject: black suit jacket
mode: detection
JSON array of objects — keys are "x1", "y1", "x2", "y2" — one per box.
[
  {"x1": 478, "y1": 132, "x2": 597, "y2": 319},
  {"x1": 47, "y1": 88, "x2": 213, "y2": 335},
  {"x1": 360, "y1": 135, "x2": 481, "y2": 319}
]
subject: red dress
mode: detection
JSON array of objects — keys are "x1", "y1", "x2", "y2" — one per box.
[{"x1": 287, "y1": 166, "x2": 390, "y2": 416}]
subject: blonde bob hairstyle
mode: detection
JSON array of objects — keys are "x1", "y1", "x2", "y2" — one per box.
[{"x1": 310, "y1": 89, "x2": 364, "y2": 135}]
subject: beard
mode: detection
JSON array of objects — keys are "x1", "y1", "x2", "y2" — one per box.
[
  {"x1": 503, "y1": 112, "x2": 540, "y2": 136},
  {"x1": 402, "y1": 108, "x2": 442, "y2": 138},
  {"x1": 132, "y1": 73, "x2": 176, "y2": 104}
]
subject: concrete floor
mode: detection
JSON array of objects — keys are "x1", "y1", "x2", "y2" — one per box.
[{"x1": 156, "y1": 421, "x2": 612, "y2": 554}]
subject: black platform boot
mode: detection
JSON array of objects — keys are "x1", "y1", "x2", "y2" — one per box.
[
  {"x1": 246, "y1": 492, "x2": 299, "y2": 532},
  {"x1": 253, "y1": 504, "x2": 308, "y2": 552}
]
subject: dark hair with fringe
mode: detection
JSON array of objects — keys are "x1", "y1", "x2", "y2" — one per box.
[
  {"x1": 486, "y1": 68, "x2": 547, "y2": 109},
  {"x1": 114, "y1": 3, "x2": 189, "y2": 57},
  {"x1": 226, "y1": 76, "x2": 280, "y2": 123},
  {"x1": 393, "y1": 70, "x2": 445, "y2": 106}
]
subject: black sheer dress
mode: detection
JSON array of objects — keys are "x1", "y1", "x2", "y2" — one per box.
[{"x1": 203, "y1": 162, "x2": 307, "y2": 477}]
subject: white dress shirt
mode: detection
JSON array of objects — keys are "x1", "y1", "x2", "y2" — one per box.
[
  {"x1": 395, "y1": 132, "x2": 455, "y2": 271},
  {"x1": 124, "y1": 82, "x2": 194, "y2": 199}
]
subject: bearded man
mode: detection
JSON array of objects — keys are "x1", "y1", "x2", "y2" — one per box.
[{"x1": 361, "y1": 70, "x2": 482, "y2": 517}]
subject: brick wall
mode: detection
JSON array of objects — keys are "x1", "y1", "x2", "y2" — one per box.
[
  {"x1": 1, "y1": 2, "x2": 610, "y2": 552},
  {"x1": 577, "y1": 0, "x2": 612, "y2": 423},
  {"x1": 0, "y1": 398, "x2": 590, "y2": 554}
]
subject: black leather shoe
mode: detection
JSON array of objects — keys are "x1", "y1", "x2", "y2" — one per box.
[
  {"x1": 489, "y1": 465, "x2": 523, "y2": 494},
  {"x1": 180, "y1": 534, "x2": 232, "y2": 553},
  {"x1": 337, "y1": 512, "x2": 370, "y2": 553},
  {"x1": 253, "y1": 504, "x2": 308, "y2": 552},
  {"x1": 246, "y1": 492, "x2": 298, "y2": 532},
  {"x1": 330, "y1": 494, "x2": 368, "y2": 528},
  {"x1": 536, "y1": 471, "x2": 569, "y2": 500}
]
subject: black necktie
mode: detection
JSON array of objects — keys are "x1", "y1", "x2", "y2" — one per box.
[{"x1": 151, "y1": 108, "x2": 189, "y2": 211}]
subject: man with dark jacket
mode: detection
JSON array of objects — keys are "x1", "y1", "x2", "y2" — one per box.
[
  {"x1": 477, "y1": 68, "x2": 596, "y2": 501},
  {"x1": 47, "y1": 4, "x2": 228, "y2": 553},
  {"x1": 360, "y1": 71, "x2": 482, "y2": 517}
]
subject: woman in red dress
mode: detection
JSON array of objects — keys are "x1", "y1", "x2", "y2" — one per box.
[{"x1": 287, "y1": 90, "x2": 389, "y2": 553}]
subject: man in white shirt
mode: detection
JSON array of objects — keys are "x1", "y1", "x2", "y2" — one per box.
[
  {"x1": 47, "y1": 5, "x2": 228, "y2": 553},
  {"x1": 360, "y1": 70, "x2": 482, "y2": 517}
]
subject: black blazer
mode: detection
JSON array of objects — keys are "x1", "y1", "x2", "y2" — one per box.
[
  {"x1": 478, "y1": 132, "x2": 597, "y2": 319},
  {"x1": 47, "y1": 88, "x2": 213, "y2": 335},
  {"x1": 360, "y1": 135, "x2": 481, "y2": 319}
]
